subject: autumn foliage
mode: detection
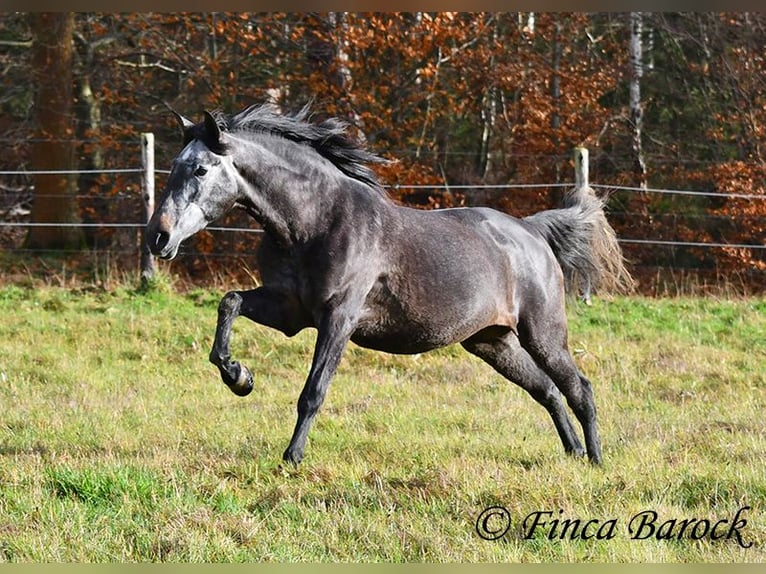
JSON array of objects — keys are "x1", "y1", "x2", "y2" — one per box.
[{"x1": 0, "y1": 12, "x2": 764, "y2": 291}]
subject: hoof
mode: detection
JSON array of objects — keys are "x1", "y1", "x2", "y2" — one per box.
[
  {"x1": 282, "y1": 447, "x2": 303, "y2": 467},
  {"x1": 566, "y1": 446, "x2": 587, "y2": 459},
  {"x1": 226, "y1": 362, "x2": 254, "y2": 397}
]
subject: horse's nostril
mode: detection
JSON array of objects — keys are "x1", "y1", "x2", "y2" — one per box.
[{"x1": 154, "y1": 231, "x2": 170, "y2": 251}]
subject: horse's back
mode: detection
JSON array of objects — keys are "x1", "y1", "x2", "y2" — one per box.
[{"x1": 418, "y1": 206, "x2": 561, "y2": 284}]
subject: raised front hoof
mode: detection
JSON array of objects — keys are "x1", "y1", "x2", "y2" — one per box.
[{"x1": 223, "y1": 362, "x2": 254, "y2": 397}]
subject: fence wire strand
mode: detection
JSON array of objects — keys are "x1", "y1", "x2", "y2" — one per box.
[{"x1": 1, "y1": 166, "x2": 765, "y2": 252}]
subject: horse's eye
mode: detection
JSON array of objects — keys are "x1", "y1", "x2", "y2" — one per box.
[{"x1": 194, "y1": 165, "x2": 208, "y2": 177}]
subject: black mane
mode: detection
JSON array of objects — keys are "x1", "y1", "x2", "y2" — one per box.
[{"x1": 210, "y1": 103, "x2": 387, "y2": 190}]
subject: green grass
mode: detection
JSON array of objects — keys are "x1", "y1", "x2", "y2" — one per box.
[{"x1": 0, "y1": 282, "x2": 764, "y2": 562}]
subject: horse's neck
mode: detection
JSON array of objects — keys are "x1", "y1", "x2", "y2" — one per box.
[{"x1": 233, "y1": 137, "x2": 341, "y2": 246}]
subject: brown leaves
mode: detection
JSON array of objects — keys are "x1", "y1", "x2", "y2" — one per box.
[{"x1": 6, "y1": 12, "x2": 766, "y2": 287}]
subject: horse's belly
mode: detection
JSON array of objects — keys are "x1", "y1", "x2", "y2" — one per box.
[
  {"x1": 352, "y1": 261, "x2": 514, "y2": 354},
  {"x1": 350, "y1": 324, "x2": 451, "y2": 355},
  {"x1": 351, "y1": 299, "x2": 501, "y2": 355}
]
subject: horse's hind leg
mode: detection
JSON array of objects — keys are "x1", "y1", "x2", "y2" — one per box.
[
  {"x1": 461, "y1": 331, "x2": 585, "y2": 458},
  {"x1": 210, "y1": 287, "x2": 308, "y2": 396},
  {"x1": 519, "y1": 320, "x2": 602, "y2": 465}
]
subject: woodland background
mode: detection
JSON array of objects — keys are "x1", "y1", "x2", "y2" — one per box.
[{"x1": 1, "y1": 12, "x2": 764, "y2": 293}]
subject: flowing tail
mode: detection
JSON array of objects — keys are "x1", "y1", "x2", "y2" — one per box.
[{"x1": 524, "y1": 186, "x2": 635, "y2": 297}]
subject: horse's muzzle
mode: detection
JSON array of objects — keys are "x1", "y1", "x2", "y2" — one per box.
[
  {"x1": 151, "y1": 230, "x2": 171, "y2": 256},
  {"x1": 147, "y1": 229, "x2": 178, "y2": 260}
]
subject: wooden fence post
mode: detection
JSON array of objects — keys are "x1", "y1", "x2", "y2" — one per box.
[
  {"x1": 574, "y1": 146, "x2": 588, "y2": 189},
  {"x1": 574, "y1": 146, "x2": 592, "y2": 304},
  {"x1": 140, "y1": 132, "x2": 155, "y2": 284}
]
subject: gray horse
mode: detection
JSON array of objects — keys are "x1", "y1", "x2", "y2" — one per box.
[{"x1": 147, "y1": 103, "x2": 633, "y2": 466}]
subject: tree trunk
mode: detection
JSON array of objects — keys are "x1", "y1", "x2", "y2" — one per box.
[
  {"x1": 549, "y1": 15, "x2": 564, "y2": 205},
  {"x1": 26, "y1": 12, "x2": 84, "y2": 251},
  {"x1": 74, "y1": 29, "x2": 104, "y2": 247},
  {"x1": 629, "y1": 12, "x2": 647, "y2": 191},
  {"x1": 304, "y1": 13, "x2": 345, "y2": 94},
  {"x1": 478, "y1": 17, "x2": 499, "y2": 181}
]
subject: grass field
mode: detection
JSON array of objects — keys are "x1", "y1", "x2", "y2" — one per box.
[{"x1": 0, "y1": 279, "x2": 764, "y2": 562}]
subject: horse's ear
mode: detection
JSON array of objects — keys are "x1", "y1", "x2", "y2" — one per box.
[
  {"x1": 172, "y1": 110, "x2": 195, "y2": 131},
  {"x1": 203, "y1": 110, "x2": 222, "y2": 143},
  {"x1": 170, "y1": 110, "x2": 195, "y2": 143}
]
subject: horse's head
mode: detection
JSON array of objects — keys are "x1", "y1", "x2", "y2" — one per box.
[{"x1": 147, "y1": 111, "x2": 239, "y2": 260}]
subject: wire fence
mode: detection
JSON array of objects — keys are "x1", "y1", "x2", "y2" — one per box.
[{"x1": 2, "y1": 166, "x2": 765, "y2": 254}]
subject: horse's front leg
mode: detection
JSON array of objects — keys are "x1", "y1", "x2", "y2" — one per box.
[
  {"x1": 210, "y1": 287, "x2": 308, "y2": 397},
  {"x1": 282, "y1": 309, "x2": 357, "y2": 466}
]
